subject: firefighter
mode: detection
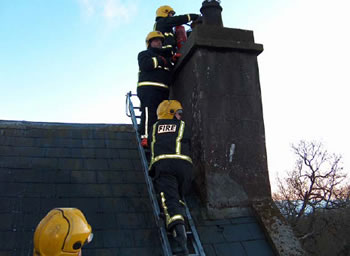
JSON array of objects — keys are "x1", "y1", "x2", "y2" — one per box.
[
  {"x1": 154, "y1": 5, "x2": 199, "y2": 54},
  {"x1": 137, "y1": 31, "x2": 173, "y2": 147},
  {"x1": 33, "y1": 208, "x2": 93, "y2": 256},
  {"x1": 148, "y1": 100, "x2": 193, "y2": 255}
]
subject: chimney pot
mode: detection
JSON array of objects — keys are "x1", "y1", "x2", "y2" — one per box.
[{"x1": 200, "y1": 0, "x2": 223, "y2": 27}]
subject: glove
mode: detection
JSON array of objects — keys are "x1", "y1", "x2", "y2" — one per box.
[
  {"x1": 172, "y1": 53, "x2": 182, "y2": 63},
  {"x1": 190, "y1": 14, "x2": 200, "y2": 21}
]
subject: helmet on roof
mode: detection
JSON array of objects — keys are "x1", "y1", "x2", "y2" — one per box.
[
  {"x1": 33, "y1": 208, "x2": 93, "y2": 256},
  {"x1": 156, "y1": 5, "x2": 175, "y2": 18},
  {"x1": 146, "y1": 31, "x2": 165, "y2": 48},
  {"x1": 157, "y1": 100, "x2": 183, "y2": 119}
]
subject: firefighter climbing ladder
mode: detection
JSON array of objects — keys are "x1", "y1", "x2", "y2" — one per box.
[{"x1": 126, "y1": 92, "x2": 206, "y2": 256}]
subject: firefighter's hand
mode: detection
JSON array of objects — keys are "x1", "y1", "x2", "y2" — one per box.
[
  {"x1": 190, "y1": 14, "x2": 200, "y2": 21},
  {"x1": 172, "y1": 53, "x2": 182, "y2": 63}
]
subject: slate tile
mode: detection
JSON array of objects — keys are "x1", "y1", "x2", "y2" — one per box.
[
  {"x1": 0, "y1": 214, "x2": 12, "y2": 230},
  {"x1": 103, "y1": 230, "x2": 134, "y2": 247},
  {"x1": 116, "y1": 213, "x2": 148, "y2": 229},
  {"x1": 222, "y1": 223, "x2": 254, "y2": 242},
  {"x1": 133, "y1": 228, "x2": 159, "y2": 247},
  {"x1": 60, "y1": 138, "x2": 82, "y2": 148},
  {"x1": 56, "y1": 184, "x2": 113, "y2": 197},
  {"x1": 230, "y1": 216, "x2": 257, "y2": 225},
  {"x1": 11, "y1": 169, "x2": 44, "y2": 183},
  {"x1": 119, "y1": 149, "x2": 140, "y2": 159},
  {"x1": 119, "y1": 247, "x2": 162, "y2": 256},
  {"x1": 197, "y1": 226, "x2": 226, "y2": 244},
  {"x1": 72, "y1": 148, "x2": 95, "y2": 158},
  {"x1": 106, "y1": 140, "x2": 137, "y2": 149},
  {"x1": 86, "y1": 213, "x2": 118, "y2": 230},
  {"x1": 123, "y1": 171, "x2": 145, "y2": 184},
  {"x1": 71, "y1": 171, "x2": 96, "y2": 183},
  {"x1": 246, "y1": 222, "x2": 266, "y2": 240},
  {"x1": 111, "y1": 184, "x2": 142, "y2": 197},
  {"x1": 82, "y1": 139, "x2": 105, "y2": 148},
  {"x1": 95, "y1": 148, "x2": 119, "y2": 159},
  {"x1": 21, "y1": 198, "x2": 41, "y2": 213},
  {"x1": 99, "y1": 198, "x2": 127, "y2": 213},
  {"x1": 23, "y1": 213, "x2": 42, "y2": 230},
  {"x1": 83, "y1": 248, "x2": 118, "y2": 256},
  {"x1": 97, "y1": 171, "x2": 123, "y2": 184},
  {"x1": 85, "y1": 230, "x2": 104, "y2": 248},
  {"x1": 108, "y1": 159, "x2": 134, "y2": 171},
  {"x1": 22, "y1": 183, "x2": 54, "y2": 197},
  {"x1": 0, "y1": 197, "x2": 12, "y2": 213},
  {"x1": 40, "y1": 198, "x2": 71, "y2": 213},
  {"x1": 0, "y1": 156, "x2": 32, "y2": 169},
  {"x1": 214, "y1": 242, "x2": 246, "y2": 256},
  {"x1": 92, "y1": 131, "x2": 107, "y2": 139},
  {"x1": 84, "y1": 159, "x2": 109, "y2": 170},
  {"x1": 70, "y1": 198, "x2": 100, "y2": 213},
  {"x1": 0, "y1": 146, "x2": 43, "y2": 157},
  {"x1": 111, "y1": 132, "x2": 135, "y2": 140},
  {"x1": 59, "y1": 158, "x2": 83, "y2": 170},
  {"x1": 197, "y1": 218, "x2": 232, "y2": 226},
  {"x1": 9, "y1": 137, "x2": 35, "y2": 147},
  {"x1": 0, "y1": 183, "x2": 27, "y2": 197},
  {"x1": 0, "y1": 231, "x2": 16, "y2": 249},
  {"x1": 42, "y1": 169, "x2": 71, "y2": 183},
  {"x1": 124, "y1": 197, "x2": 153, "y2": 213},
  {"x1": 142, "y1": 212, "x2": 157, "y2": 228},
  {"x1": 31, "y1": 157, "x2": 59, "y2": 169},
  {"x1": 242, "y1": 240, "x2": 275, "y2": 256},
  {"x1": 45, "y1": 147, "x2": 72, "y2": 158},
  {"x1": 26, "y1": 128, "x2": 51, "y2": 138},
  {"x1": 0, "y1": 251, "x2": 12, "y2": 256},
  {"x1": 132, "y1": 159, "x2": 144, "y2": 171},
  {"x1": 203, "y1": 244, "x2": 217, "y2": 256},
  {"x1": 0, "y1": 168, "x2": 13, "y2": 182}
]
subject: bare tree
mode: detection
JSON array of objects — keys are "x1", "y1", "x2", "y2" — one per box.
[{"x1": 273, "y1": 140, "x2": 350, "y2": 255}]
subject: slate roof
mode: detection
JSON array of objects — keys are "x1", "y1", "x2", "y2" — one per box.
[{"x1": 0, "y1": 120, "x2": 275, "y2": 256}]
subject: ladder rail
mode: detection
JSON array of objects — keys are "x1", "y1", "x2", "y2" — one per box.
[
  {"x1": 126, "y1": 92, "x2": 173, "y2": 256},
  {"x1": 184, "y1": 200, "x2": 206, "y2": 255},
  {"x1": 125, "y1": 91, "x2": 206, "y2": 256}
]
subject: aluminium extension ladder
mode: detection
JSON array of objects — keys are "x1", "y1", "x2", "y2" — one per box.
[{"x1": 125, "y1": 91, "x2": 206, "y2": 256}]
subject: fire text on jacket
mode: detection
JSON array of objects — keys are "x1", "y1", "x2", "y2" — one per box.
[{"x1": 158, "y1": 124, "x2": 177, "y2": 134}]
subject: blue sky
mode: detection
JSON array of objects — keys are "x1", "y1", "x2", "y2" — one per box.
[{"x1": 1, "y1": 0, "x2": 349, "y2": 190}]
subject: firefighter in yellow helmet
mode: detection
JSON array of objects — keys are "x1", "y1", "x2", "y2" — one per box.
[
  {"x1": 154, "y1": 5, "x2": 199, "y2": 53},
  {"x1": 137, "y1": 31, "x2": 174, "y2": 147},
  {"x1": 33, "y1": 208, "x2": 93, "y2": 256},
  {"x1": 148, "y1": 100, "x2": 193, "y2": 255}
]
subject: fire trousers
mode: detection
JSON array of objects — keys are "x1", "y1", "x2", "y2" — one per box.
[
  {"x1": 137, "y1": 86, "x2": 169, "y2": 139},
  {"x1": 152, "y1": 159, "x2": 193, "y2": 230}
]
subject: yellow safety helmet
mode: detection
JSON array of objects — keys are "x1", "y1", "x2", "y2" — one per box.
[
  {"x1": 33, "y1": 208, "x2": 93, "y2": 256},
  {"x1": 146, "y1": 31, "x2": 164, "y2": 48},
  {"x1": 157, "y1": 100, "x2": 183, "y2": 119},
  {"x1": 156, "y1": 5, "x2": 175, "y2": 18}
]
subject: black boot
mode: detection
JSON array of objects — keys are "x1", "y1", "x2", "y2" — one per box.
[{"x1": 172, "y1": 224, "x2": 189, "y2": 256}]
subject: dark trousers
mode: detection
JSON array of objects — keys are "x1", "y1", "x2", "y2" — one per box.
[
  {"x1": 137, "y1": 86, "x2": 169, "y2": 138},
  {"x1": 153, "y1": 159, "x2": 193, "y2": 229}
]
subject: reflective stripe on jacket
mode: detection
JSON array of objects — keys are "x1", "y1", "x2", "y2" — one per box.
[{"x1": 149, "y1": 119, "x2": 192, "y2": 170}]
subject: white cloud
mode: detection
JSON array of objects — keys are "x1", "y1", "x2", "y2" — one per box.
[{"x1": 77, "y1": 0, "x2": 138, "y2": 26}]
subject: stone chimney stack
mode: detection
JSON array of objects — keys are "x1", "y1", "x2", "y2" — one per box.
[{"x1": 171, "y1": 1, "x2": 270, "y2": 217}]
